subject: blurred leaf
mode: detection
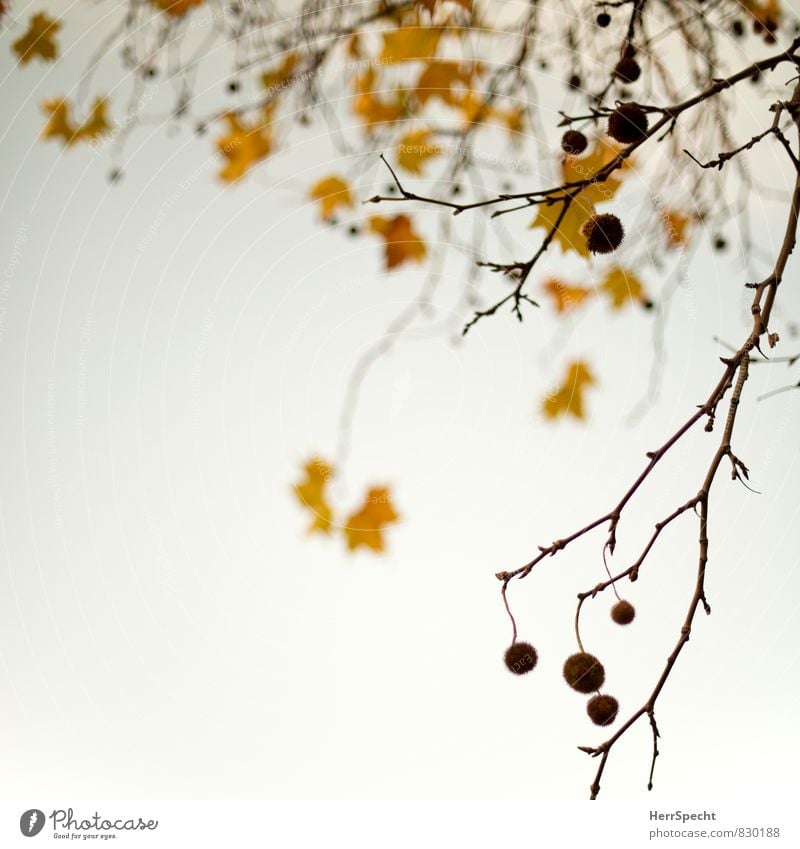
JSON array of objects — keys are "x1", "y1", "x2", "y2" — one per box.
[
  {"x1": 310, "y1": 175, "x2": 354, "y2": 220},
  {"x1": 344, "y1": 487, "x2": 400, "y2": 552},
  {"x1": 599, "y1": 266, "x2": 645, "y2": 309},
  {"x1": 13, "y1": 12, "x2": 60, "y2": 64},
  {"x1": 293, "y1": 458, "x2": 335, "y2": 535},
  {"x1": 542, "y1": 360, "x2": 596, "y2": 421},
  {"x1": 396, "y1": 128, "x2": 440, "y2": 174},
  {"x1": 216, "y1": 107, "x2": 274, "y2": 182},
  {"x1": 542, "y1": 277, "x2": 594, "y2": 313},
  {"x1": 368, "y1": 215, "x2": 427, "y2": 269}
]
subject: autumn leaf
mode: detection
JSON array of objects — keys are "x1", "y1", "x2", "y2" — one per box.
[
  {"x1": 353, "y1": 69, "x2": 405, "y2": 129},
  {"x1": 531, "y1": 141, "x2": 627, "y2": 257},
  {"x1": 309, "y1": 176, "x2": 354, "y2": 220},
  {"x1": 344, "y1": 486, "x2": 400, "y2": 552},
  {"x1": 542, "y1": 360, "x2": 596, "y2": 421},
  {"x1": 40, "y1": 97, "x2": 112, "y2": 146},
  {"x1": 380, "y1": 23, "x2": 442, "y2": 63},
  {"x1": 599, "y1": 266, "x2": 645, "y2": 309},
  {"x1": 368, "y1": 215, "x2": 427, "y2": 269},
  {"x1": 216, "y1": 107, "x2": 274, "y2": 182},
  {"x1": 13, "y1": 12, "x2": 60, "y2": 65},
  {"x1": 397, "y1": 128, "x2": 441, "y2": 174},
  {"x1": 662, "y1": 208, "x2": 691, "y2": 248},
  {"x1": 152, "y1": 0, "x2": 204, "y2": 16},
  {"x1": 542, "y1": 277, "x2": 594, "y2": 314},
  {"x1": 293, "y1": 458, "x2": 335, "y2": 534},
  {"x1": 415, "y1": 60, "x2": 480, "y2": 106},
  {"x1": 741, "y1": 0, "x2": 782, "y2": 27},
  {"x1": 261, "y1": 53, "x2": 299, "y2": 90}
]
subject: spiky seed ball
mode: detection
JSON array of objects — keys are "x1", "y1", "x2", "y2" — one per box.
[
  {"x1": 614, "y1": 57, "x2": 641, "y2": 83},
  {"x1": 563, "y1": 652, "x2": 605, "y2": 693},
  {"x1": 611, "y1": 600, "x2": 636, "y2": 625},
  {"x1": 597, "y1": 12, "x2": 611, "y2": 28},
  {"x1": 581, "y1": 213, "x2": 625, "y2": 255},
  {"x1": 587, "y1": 694, "x2": 619, "y2": 726},
  {"x1": 504, "y1": 642, "x2": 538, "y2": 675},
  {"x1": 607, "y1": 103, "x2": 649, "y2": 144},
  {"x1": 561, "y1": 130, "x2": 588, "y2": 155}
]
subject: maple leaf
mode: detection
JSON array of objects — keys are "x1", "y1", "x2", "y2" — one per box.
[
  {"x1": 531, "y1": 141, "x2": 627, "y2": 257},
  {"x1": 396, "y1": 128, "x2": 441, "y2": 174},
  {"x1": 414, "y1": 60, "x2": 480, "y2": 106},
  {"x1": 542, "y1": 360, "x2": 596, "y2": 421},
  {"x1": 344, "y1": 486, "x2": 400, "y2": 552},
  {"x1": 216, "y1": 107, "x2": 274, "y2": 182},
  {"x1": 261, "y1": 53, "x2": 299, "y2": 91},
  {"x1": 599, "y1": 266, "x2": 645, "y2": 309},
  {"x1": 368, "y1": 215, "x2": 427, "y2": 269},
  {"x1": 13, "y1": 12, "x2": 60, "y2": 65},
  {"x1": 542, "y1": 277, "x2": 594, "y2": 313},
  {"x1": 309, "y1": 176, "x2": 354, "y2": 220},
  {"x1": 353, "y1": 69, "x2": 405, "y2": 129},
  {"x1": 741, "y1": 0, "x2": 782, "y2": 27},
  {"x1": 380, "y1": 23, "x2": 442, "y2": 63},
  {"x1": 40, "y1": 97, "x2": 112, "y2": 146},
  {"x1": 662, "y1": 208, "x2": 691, "y2": 248},
  {"x1": 416, "y1": 0, "x2": 472, "y2": 12},
  {"x1": 293, "y1": 458, "x2": 335, "y2": 535},
  {"x1": 152, "y1": 0, "x2": 204, "y2": 16}
]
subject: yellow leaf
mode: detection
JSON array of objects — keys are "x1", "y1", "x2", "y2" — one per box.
[
  {"x1": 414, "y1": 60, "x2": 480, "y2": 106},
  {"x1": 152, "y1": 0, "x2": 204, "y2": 16},
  {"x1": 662, "y1": 208, "x2": 690, "y2": 248},
  {"x1": 40, "y1": 96, "x2": 112, "y2": 146},
  {"x1": 380, "y1": 24, "x2": 442, "y2": 63},
  {"x1": 344, "y1": 486, "x2": 400, "y2": 552},
  {"x1": 352, "y1": 69, "x2": 405, "y2": 129},
  {"x1": 542, "y1": 360, "x2": 596, "y2": 421},
  {"x1": 741, "y1": 0, "x2": 782, "y2": 27},
  {"x1": 599, "y1": 266, "x2": 645, "y2": 309},
  {"x1": 216, "y1": 107, "x2": 274, "y2": 182},
  {"x1": 309, "y1": 176, "x2": 353, "y2": 220},
  {"x1": 13, "y1": 12, "x2": 60, "y2": 65},
  {"x1": 293, "y1": 458, "x2": 335, "y2": 535},
  {"x1": 531, "y1": 141, "x2": 627, "y2": 257},
  {"x1": 368, "y1": 215, "x2": 427, "y2": 269},
  {"x1": 542, "y1": 277, "x2": 594, "y2": 314},
  {"x1": 396, "y1": 128, "x2": 440, "y2": 174},
  {"x1": 261, "y1": 53, "x2": 299, "y2": 91}
]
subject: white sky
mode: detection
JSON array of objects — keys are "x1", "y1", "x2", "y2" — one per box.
[{"x1": 0, "y1": 1, "x2": 799, "y2": 803}]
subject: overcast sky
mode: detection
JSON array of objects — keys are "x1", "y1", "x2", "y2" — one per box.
[{"x1": 0, "y1": 1, "x2": 799, "y2": 802}]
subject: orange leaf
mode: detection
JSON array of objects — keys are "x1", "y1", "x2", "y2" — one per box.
[
  {"x1": 344, "y1": 486, "x2": 400, "y2": 552},
  {"x1": 40, "y1": 96, "x2": 112, "y2": 146},
  {"x1": 414, "y1": 60, "x2": 480, "y2": 106},
  {"x1": 293, "y1": 458, "x2": 335, "y2": 535},
  {"x1": 261, "y1": 53, "x2": 299, "y2": 91},
  {"x1": 542, "y1": 360, "x2": 596, "y2": 421},
  {"x1": 380, "y1": 23, "x2": 442, "y2": 63},
  {"x1": 542, "y1": 277, "x2": 594, "y2": 314},
  {"x1": 216, "y1": 107, "x2": 274, "y2": 182},
  {"x1": 396, "y1": 128, "x2": 441, "y2": 174},
  {"x1": 152, "y1": 0, "x2": 204, "y2": 16},
  {"x1": 662, "y1": 209, "x2": 691, "y2": 248},
  {"x1": 352, "y1": 69, "x2": 405, "y2": 129},
  {"x1": 599, "y1": 266, "x2": 645, "y2": 309},
  {"x1": 13, "y1": 12, "x2": 60, "y2": 64},
  {"x1": 309, "y1": 176, "x2": 354, "y2": 220},
  {"x1": 531, "y1": 141, "x2": 627, "y2": 257},
  {"x1": 368, "y1": 215, "x2": 427, "y2": 269}
]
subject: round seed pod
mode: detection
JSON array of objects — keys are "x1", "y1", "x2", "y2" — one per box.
[
  {"x1": 614, "y1": 56, "x2": 641, "y2": 83},
  {"x1": 597, "y1": 12, "x2": 611, "y2": 28},
  {"x1": 561, "y1": 130, "x2": 588, "y2": 155},
  {"x1": 563, "y1": 652, "x2": 605, "y2": 693},
  {"x1": 607, "y1": 103, "x2": 649, "y2": 144},
  {"x1": 587, "y1": 694, "x2": 619, "y2": 726},
  {"x1": 581, "y1": 213, "x2": 625, "y2": 255},
  {"x1": 611, "y1": 600, "x2": 636, "y2": 625},
  {"x1": 504, "y1": 642, "x2": 538, "y2": 675}
]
